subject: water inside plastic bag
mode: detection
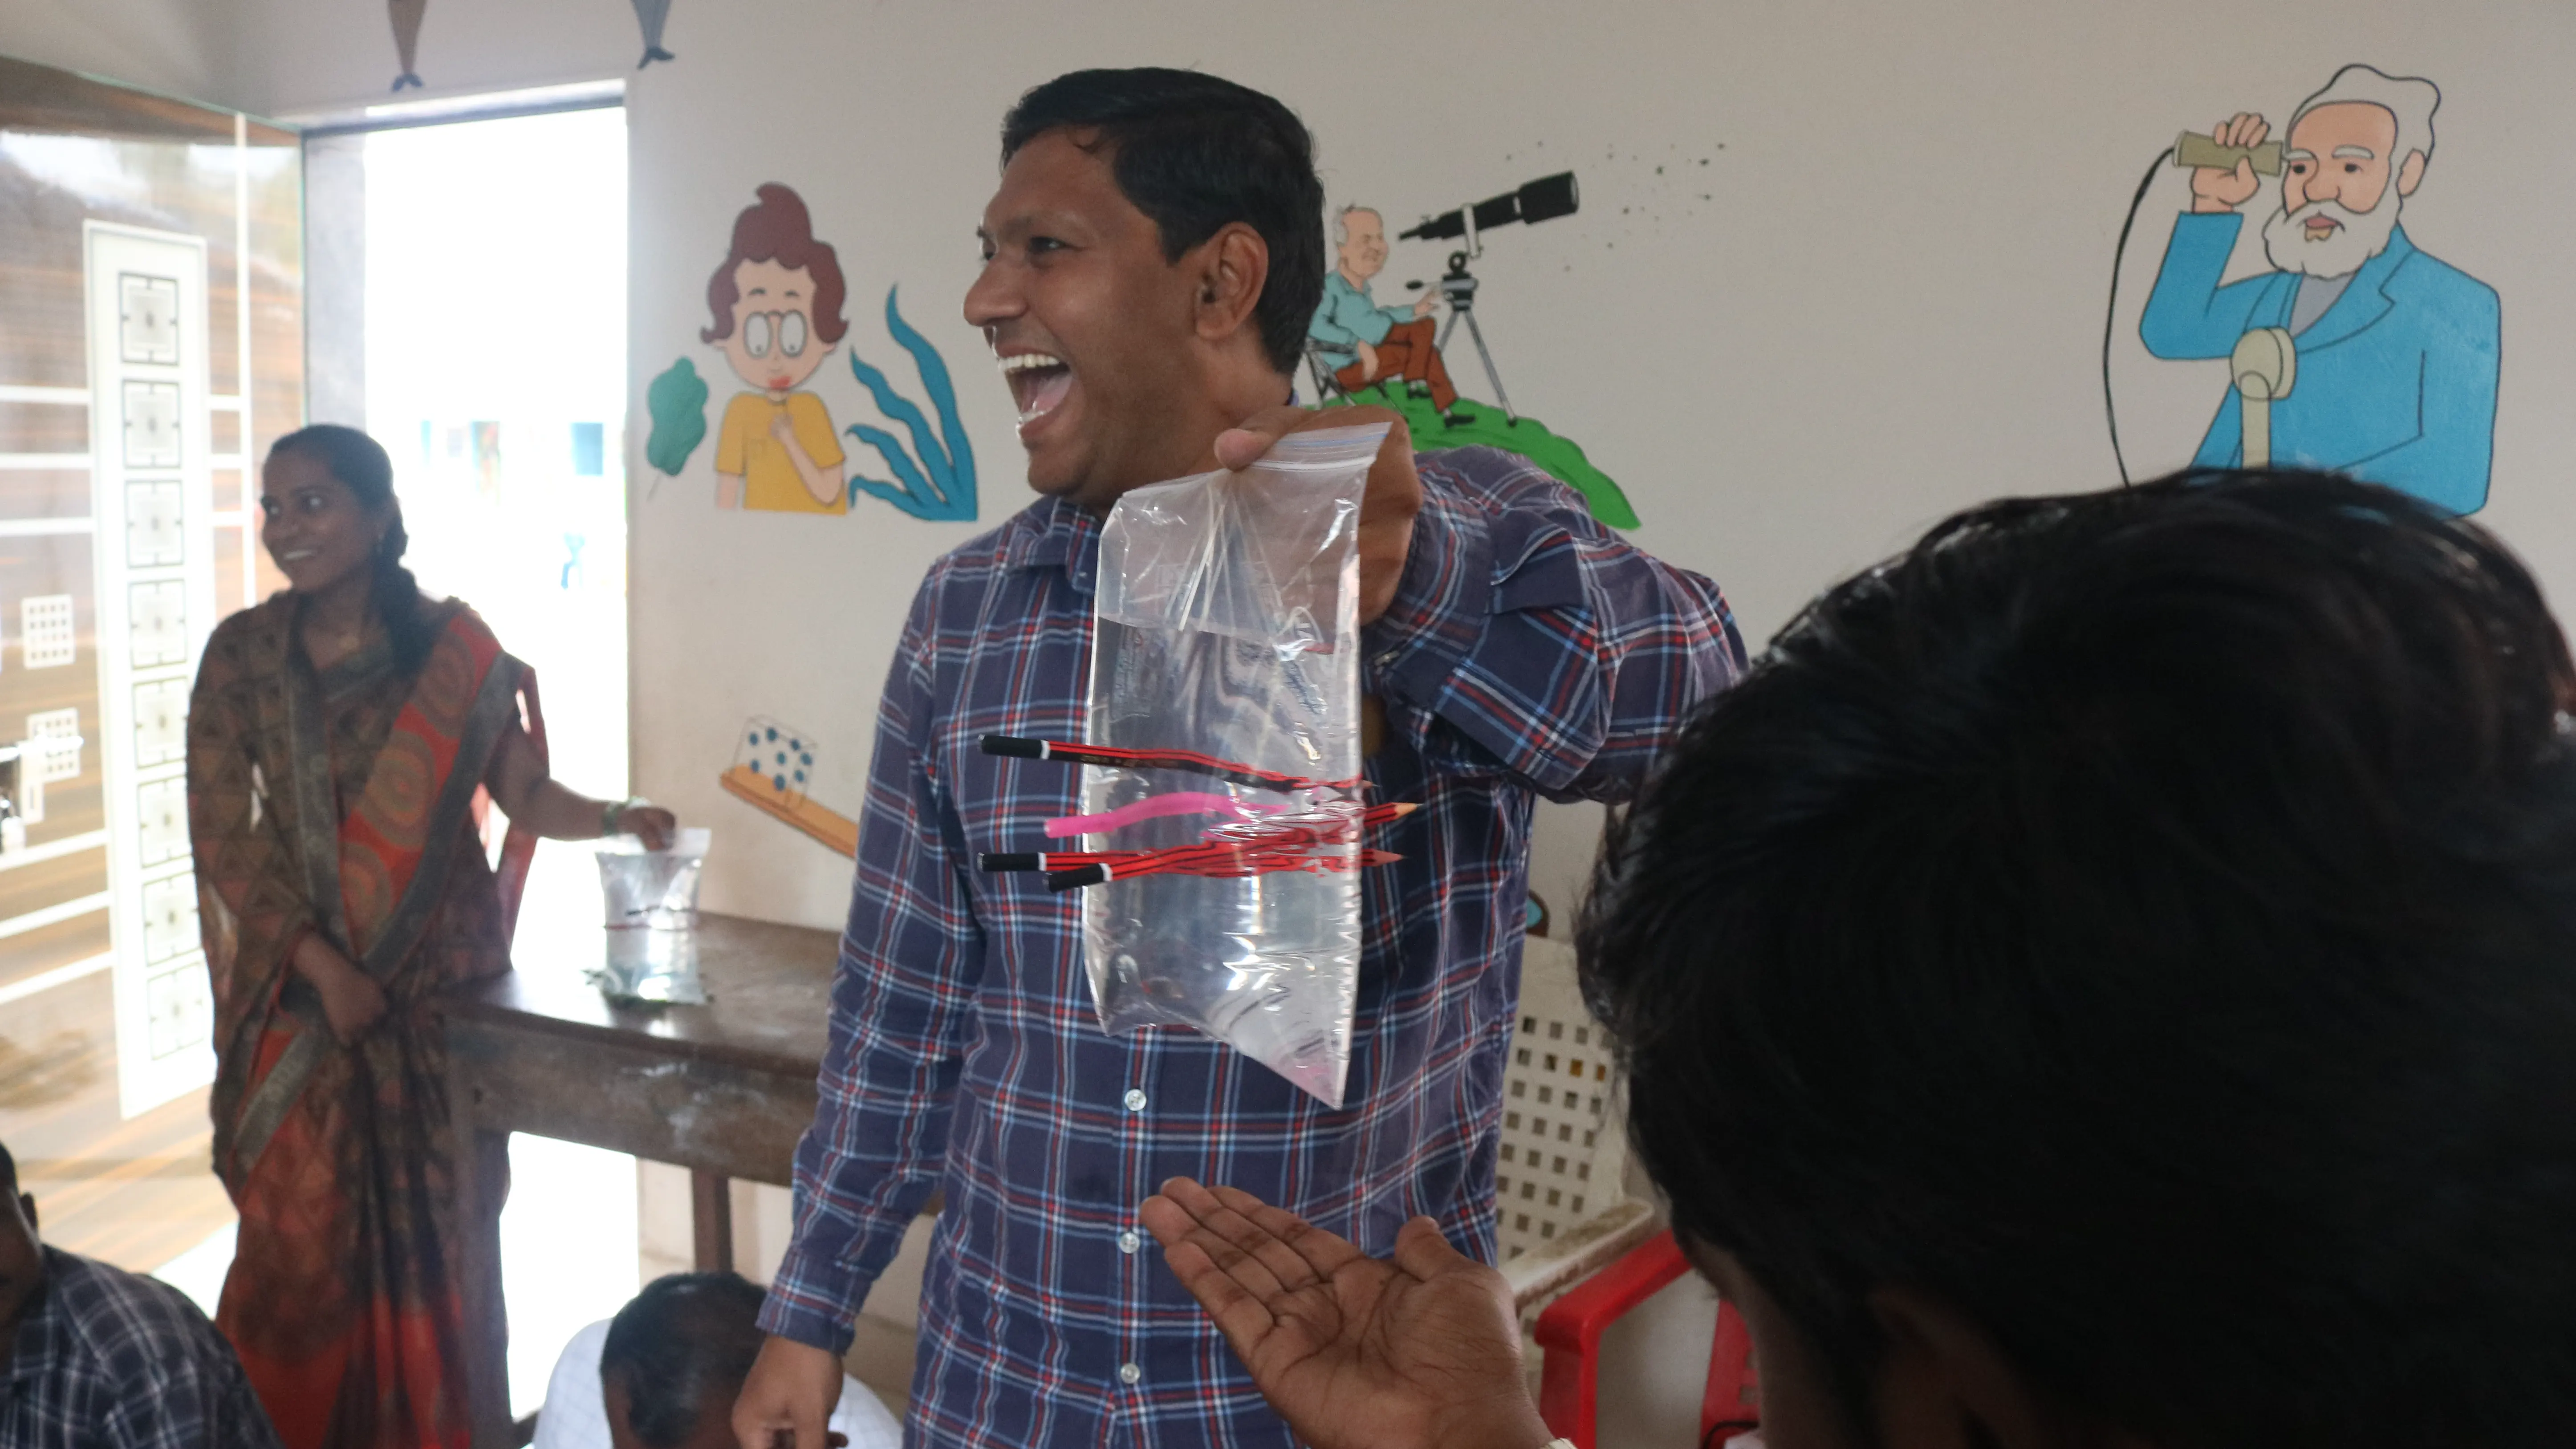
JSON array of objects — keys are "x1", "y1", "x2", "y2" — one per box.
[{"x1": 594, "y1": 826, "x2": 711, "y2": 1004}]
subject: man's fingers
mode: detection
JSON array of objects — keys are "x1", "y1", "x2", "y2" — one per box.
[
  {"x1": 1213, "y1": 405, "x2": 1315, "y2": 470},
  {"x1": 1158, "y1": 1179, "x2": 1327, "y2": 1300},
  {"x1": 1207, "y1": 1183, "x2": 1366, "y2": 1283},
  {"x1": 1216, "y1": 401, "x2": 1418, "y2": 474},
  {"x1": 1148, "y1": 1197, "x2": 1291, "y2": 1357}
]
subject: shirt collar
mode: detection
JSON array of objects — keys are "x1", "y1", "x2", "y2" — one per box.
[{"x1": 1001, "y1": 494, "x2": 1103, "y2": 595}]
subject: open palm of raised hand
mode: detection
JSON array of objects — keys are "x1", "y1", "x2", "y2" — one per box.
[{"x1": 1141, "y1": 1178, "x2": 1552, "y2": 1449}]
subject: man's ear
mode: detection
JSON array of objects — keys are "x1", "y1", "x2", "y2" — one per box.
[
  {"x1": 1867, "y1": 1287, "x2": 2143, "y2": 1449},
  {"x1": 17, "y1": 1193, "x2": 34, "y2": 1234},
  {"x1": 1189, "y1": 222, "x2": 1270, "y2": 346},
  {"x1": 2396, "y1": 150, "x2": 2427, "y2": 197}
]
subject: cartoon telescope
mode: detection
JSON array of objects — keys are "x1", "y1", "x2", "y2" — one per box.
[
  {"x1": 2231, "y1": 327, "x2": 2296, "y2": 468},
  {"x1": 1399, "y1": 172, "x2": 1580, "y2": 249}
]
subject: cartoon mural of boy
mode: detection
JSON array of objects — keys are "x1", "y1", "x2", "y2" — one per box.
[{"x1": 705, "y1": 183, "x2": 851, "y2": 513}]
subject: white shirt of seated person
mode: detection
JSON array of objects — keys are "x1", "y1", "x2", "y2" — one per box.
[{"x1": 531, "y1": 1318, "x2": 902, "y2": 1449}]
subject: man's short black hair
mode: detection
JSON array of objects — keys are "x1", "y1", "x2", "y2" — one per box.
[
  {"x1": 1581, "y1": 470, "x2": 2576, "y2": 1447},
  {"x1": 0, "y1": 1141, "x2": 15, "y2": 1194},
  {"x1": 599, "y1": 1272, "x2": 768, "y2": 1447},
  {"x1": 1001, "y1": 68, "x2": 1325, "y2": 376}
]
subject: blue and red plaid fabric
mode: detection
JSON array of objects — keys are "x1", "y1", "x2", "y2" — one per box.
[
  {"x1": 759, "y1": 447, "x2": 1744, "y2": 1448},
  {"x1": 0, "y1": 1247, "x2": 283, "y2": 1449}
]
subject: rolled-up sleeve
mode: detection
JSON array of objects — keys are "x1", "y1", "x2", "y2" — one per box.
[
  {"x1": 759, "y1": 589, "x2": 986, "y2": 1352},
  {"x1": 1365, "y1": 449, "x2": 1745, "y2": 802}
]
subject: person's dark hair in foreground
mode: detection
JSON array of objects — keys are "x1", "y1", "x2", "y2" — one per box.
[
  {"x1": 601, "y1": 1273, "x2": 771, "y2": 1449},
  {"x1": 1000, "y1": 67, "x2": 1325, "y2": 373},
  {"x1": 1143, "y1": 469, "x2": 2576, "y2": 1449}
]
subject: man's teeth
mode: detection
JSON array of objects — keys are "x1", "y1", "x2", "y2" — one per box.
[{"x1": 997, "y1": 353, "x2": 1065, "y2": 375}]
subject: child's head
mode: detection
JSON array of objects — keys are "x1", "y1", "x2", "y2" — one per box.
[
  {"x1": 600, "y1": 1272, "x2": 771, "y2": 1449},
  {"x1": 1583, "y1": 470, "x2": 2576, "y2": 1448}
]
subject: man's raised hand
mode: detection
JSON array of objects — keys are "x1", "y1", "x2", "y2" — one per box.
[
  {"x1": 2191, "y1": 112, "x2": 2269, "y2": 213},
  {"x1": 1140, "y1": 1178, "x2": 1552, "y2": 1449},
  {"x1": 1211, "y1": 404, "x2": 1422, "y2": 625}
]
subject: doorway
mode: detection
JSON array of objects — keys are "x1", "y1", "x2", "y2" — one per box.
[{"x1": 313, "y1": 97, "x2": 642, "y2": 1417}]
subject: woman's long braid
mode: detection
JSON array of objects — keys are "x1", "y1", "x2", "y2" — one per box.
[{"x1": 368, "y1": 507, "x2": 435, "y2": 675}]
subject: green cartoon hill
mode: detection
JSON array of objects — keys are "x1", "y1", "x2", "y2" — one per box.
[{"x1": 1321, "y1": 385, "x2": 1639, "y2": 529}]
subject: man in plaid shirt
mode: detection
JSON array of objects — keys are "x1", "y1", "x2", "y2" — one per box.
[
  {"x1": 736, "y1": 68, "x2": 1743, "y2": 1449},
  {"x1": 0, "y1": 1143, "x2": 280, "y2": 1448}
]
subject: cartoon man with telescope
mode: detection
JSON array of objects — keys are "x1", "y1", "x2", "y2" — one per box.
[{"x1": 2139, "y1": 64, "x2": 2499, "y2": 514}]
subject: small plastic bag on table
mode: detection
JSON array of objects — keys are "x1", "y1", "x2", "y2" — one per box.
[
  {"x1": 594, "y1": 826, "x2": 712, "y2": 1004},
  {"x1": 1080, "y1": 423, "x2": 1389, "y2": 1106}
]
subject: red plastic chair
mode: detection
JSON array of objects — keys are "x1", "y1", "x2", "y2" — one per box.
[{"x1": 1534, "y1": 1230, "x2": 1759, "y2": 1449}]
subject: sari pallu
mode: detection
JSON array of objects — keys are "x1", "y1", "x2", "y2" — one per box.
[{"x1": 187, "y1": 595, "x2": 540, "y2": 1449}]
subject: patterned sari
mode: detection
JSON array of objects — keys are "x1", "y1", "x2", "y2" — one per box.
[{"x1": 187, "y1": 593, "x2": 541, "y2": 1449}]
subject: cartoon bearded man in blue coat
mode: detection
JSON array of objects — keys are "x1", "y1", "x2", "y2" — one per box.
[{"x1": 2141, "y1": 64, "x2": 2499, "y2": 515}]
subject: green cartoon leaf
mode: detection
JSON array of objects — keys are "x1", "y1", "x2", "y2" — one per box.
[{"x1": 646, "y1": 357, "x2": 710, "y2": 477}]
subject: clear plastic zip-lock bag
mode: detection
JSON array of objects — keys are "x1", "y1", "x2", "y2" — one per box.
[{"x1": 1072, "y1": 423, "x2": 1390, "y2": 1106}]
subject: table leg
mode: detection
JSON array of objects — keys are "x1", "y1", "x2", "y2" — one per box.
[
  {"x1": 692, "y1": 1169, "x2": 735, "y2": 1272},
  {"x1": 449, "y1": 1108, "x2": 515, "y2": 1447}
]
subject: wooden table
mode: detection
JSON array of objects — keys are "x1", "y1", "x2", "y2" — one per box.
[{"x1": 443, "y1": 910, "x2": 838, "y2": 1449}]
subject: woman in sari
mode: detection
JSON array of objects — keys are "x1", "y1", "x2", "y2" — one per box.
[{"x1": 187, "y1": 425, "x2": 677, "y2": 1449}]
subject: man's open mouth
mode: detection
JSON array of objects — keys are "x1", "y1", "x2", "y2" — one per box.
[{"x1": 999, "y1": 352, "x2": 1073, "y2": 428}]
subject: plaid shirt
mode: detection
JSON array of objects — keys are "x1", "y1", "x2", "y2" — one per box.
[
  {"x1": 760, "y1": 447, "x2": 1743, "y2": 1448},
  {"x1": 0, "y1": 1247, "x2": 282, "y2": 1449}
]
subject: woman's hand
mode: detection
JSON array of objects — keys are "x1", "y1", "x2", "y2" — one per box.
[
  {"x1": 316, "y1": 967, "x2": 390, "y2": 1044},
  {"x1": 612, "y1": 802, "x2": 678, "y2": 851},
  {"x1": 292, "y1": 934, "x2": 389, "y2": 1044}
]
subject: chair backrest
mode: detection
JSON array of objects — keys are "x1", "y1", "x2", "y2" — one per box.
[
  {"x1": 1301, "y1": 340, "x2": 1347, "y2": 406},
  {"x1": 1496, "y1": 936, "x2": 1629, "y2": 1263}
]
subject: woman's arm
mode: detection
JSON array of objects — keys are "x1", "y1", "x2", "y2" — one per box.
[{"x1": 484, "y1": 722, "x2": 677, "y2": 848}]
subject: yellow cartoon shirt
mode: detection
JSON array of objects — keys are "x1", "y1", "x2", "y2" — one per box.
[{"x1": 716, "y1": 390, "x2": 847, "y2": 514}]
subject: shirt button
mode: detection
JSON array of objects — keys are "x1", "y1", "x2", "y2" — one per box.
[
  {"x1": 1118, "y1": 1229, "x2": 1142, "y2": 1254},
  {"x1": 1123, "y1": 1088, "x2": 1147, "y2": 1112},
  {"x1": 1118, "y1": 1361, "x2": 1142, "y2": 1385}
]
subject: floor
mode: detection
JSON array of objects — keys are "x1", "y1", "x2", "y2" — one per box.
[{"x1": 0, "y1": 966, "x2": 233, "y2": 1273}]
